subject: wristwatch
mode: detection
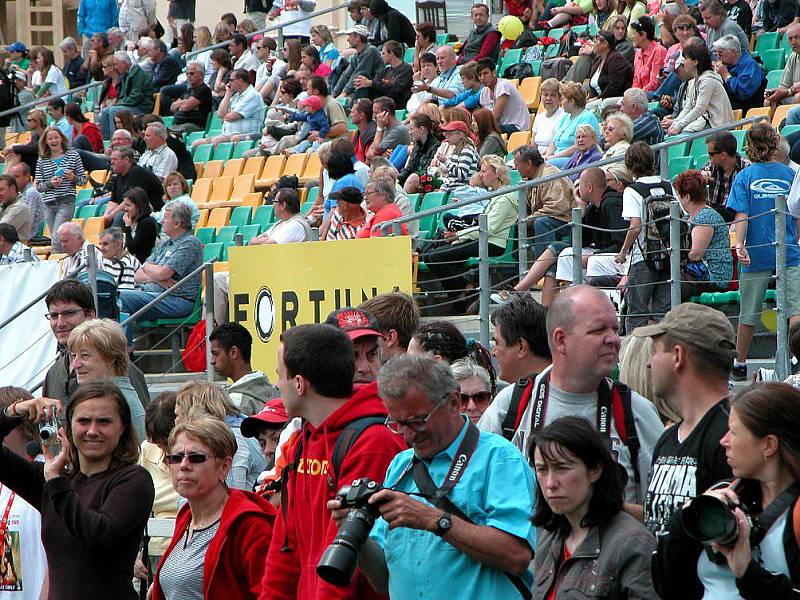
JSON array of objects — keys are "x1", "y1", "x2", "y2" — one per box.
[{"x1": 435, "y1": 511, "x2": 452, "y2": 536}]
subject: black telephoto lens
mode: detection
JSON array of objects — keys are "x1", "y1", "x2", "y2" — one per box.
[
  {"x1": 682, "y1": 495, "x2": 740, "y2": 548},
  {"x1": 317, "y1": 508, "x2": 377, "y2": 586}
]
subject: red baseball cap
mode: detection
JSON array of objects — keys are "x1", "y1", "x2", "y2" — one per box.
[
  {"x1": 325, "y1": 308, "x2": 385, "y2": 341},
  {"x1": 241, "y1": 398, "x2": 289, "y2": 437}
]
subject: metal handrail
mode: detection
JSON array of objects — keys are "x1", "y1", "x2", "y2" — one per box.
[
  {"x1": 379, "y1": 115, "x2": 768, "y2": 234},
  {"x1": 119, "y1": 258, "x2": 217, "y2": 328},
  {"x1": 184, "y1": 1, "x2": 352, "y2": 59},
  {"x1": 0, "y1": 80, "x2": 104, "y2": 119},
  {"x1": 0, "y1": 263, "x2": 87, "y2": 331}
]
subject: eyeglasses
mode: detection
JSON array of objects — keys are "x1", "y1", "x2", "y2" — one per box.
[
  {"x1": 164, "y1": 452, "x2": 211, "y2": 465},
  {"x1": 459, "y1": 391, "x2": 492, "y2": 406},
  {"x1": 45, "y1": 308, "x2": 85, "y2": 320},
  {"x1": 385, "y1": 399, "x2": 446, "y2": 433},
  {"x1": 674, "y1": 24, "x2": 693, "y2": 30}
]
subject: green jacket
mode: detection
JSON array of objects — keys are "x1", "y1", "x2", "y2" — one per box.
[
  {"x1": 117, "y1": 64, "x2": 154, "y2": 113},
  {"x1": 456, "y1": 190, "x2": 518, "y2": 248}
]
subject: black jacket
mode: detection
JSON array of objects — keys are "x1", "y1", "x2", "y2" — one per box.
[
  {"x1": 369, "y1": 62, "x2": 414, "y2": 108},
  {"x1": 245, "y1": 0, "x2": 272, "y2": 13},
  {"x1": 153, "y1": 54, "x2": 182, "y2": 89},
  {"x1": 166, "y1": 132, "x2": 197, "y2": 181},
  {"x1": 111, "y1": 164, "x2": 164, "y2": 210},
  {"x1": 583, "y1": 190, "x2": 626, "y2": 254},
  {"x1": 369, "y1": 0, "x2": 416, "y2": 47},
  {"x1": 398, "y1": 133, "x2": 440, "y2": 185},
  {"x1": 588, "y1": 51, "x2": 633, "y2": 99}
]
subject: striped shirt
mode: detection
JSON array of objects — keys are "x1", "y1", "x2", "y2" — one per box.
[
  {"x1": 158, "y1": 520, "x2": 219, "y2": 600},
  {"x1": 326, "y1": 207, "x2": 368, "y2": 240},
  {"x1": 34, "y1": 150, "x2": 87, "y2": 203},
  {"x1": 102, "y1": 253, "x2": 140, "y2": 289},
  {"x1": 0, "y1": 241, "x2": 39, "y2": 265},
  {"x1": 441, "y1": 144, "x2": 480, "y2": 192}
]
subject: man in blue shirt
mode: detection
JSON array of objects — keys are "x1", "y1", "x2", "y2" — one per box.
[
  {"x1": 329, "y1": 354, "x2": 536, "y2": 599},
  {"x1": 712, "y1": 35, "x2": 766, "y2": 114},
  {"x1": 76, "y1": 0, "x2": 118, "y2": 59},
  {"x1": 726, "y1": 122, "x2": 800, "y2": 380},
  {"x1": 46, "y1": 98, "x2": 74, "y2": 141}
]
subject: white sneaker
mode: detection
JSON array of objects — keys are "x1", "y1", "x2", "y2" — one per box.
[{"x1": 490, "y1": 290, "x2": 513, "y2": 304}]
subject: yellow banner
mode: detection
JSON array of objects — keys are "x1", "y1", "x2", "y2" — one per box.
[{"x1": 228, "y1": 237, "x2": 413, "y2": 375}]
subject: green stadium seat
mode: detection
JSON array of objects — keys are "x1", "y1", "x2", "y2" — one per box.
[
  {"x1": 307, "y1": 186, "x2": 319, "y2": 204},
  {"x1": 407, "y1": 192, "x2": 421, "y2": 211},
  {"x1": 510, "y1": 170, "x2": 521, "y2": 184},
  {"x1": 78, "y1": 204, "x2": 101, "y2": 219},
  {"x1": 755, "y1": 31, "x2": 780, "y2": 54},
  {"x1": 203, "y1": 242, "x2": 224, "y2": 262},
  {"x1": 229, "y1": 205, "x2": 252, "y2": 228},
  {"x1": 695, "y1": 153, "x2": 709, "y2": 167},
  {"x1": 253, "y1": 205, "x2": 275, "y2": 226},
  {"x1": 193, "y1": 143, "x2": 213, "y2": 162},
  {"x1": 549, "y1": 27, "x2": 565, "y2": 40},
  {"x1": 435, "y1": 33, "x2": 448, "y2": 44},
  {"x1": 232, "y1": 140, "x2": 255, "y2": 159},
  {"x1": 240, "y1": 224, "x2": 261, "y2": 243},
  {"x1": 545, "y1": 43, "x2": 561, "y2": 58},
  {"x1": 207, "y1": 112, "x2": 223, "y2": 133},
  {"x1": 186, "y1": 131, "x2": 205, "y2": 147},
  {"x1": 761, "y1": 48, "x2": 786, "y2": 73},
  {"x1": 417, "y1": 191, "x2": 448, "y2": 238},
  {"x1": 395, "y1": 109, "x2": 407, "y2": 121},
  {"x1": 731, "y1": 129, "x2": 746, "y2": 148},
  {"x1": 76, "y1": 188, "x2": 94, "y2": 204},
  {"x1": 665, "y1": 137, "x2": 689, "y2": 160},
  {"x1": 138, "y1": 287, "x2": 203, "y2": 330},
  {"x1": 162, "y1": 116, "x2": 175, "y2": 128},
  {"x1": 301, "y1": 200, "x2": 315, "y2": 215},
  {"x1": 571, "y1": 25, "x2": 588, "y2": 35},
  {"x1": 195, "y1": 227, "x2": 216, "y2": 244},
  {"x1": 213, "y1": 142, "x2": 234, "y2": 161},
  {"x1": 669, "y1": 156, "x2": 693, "y2": 179},
  {"x1": 531, "y1": 60, "x2": 542, "y2": 76},
  {"x1": 222, "y1": 241, "x2": 236, "y2": 261},
  {"x1": 216, "y1": 226, "x2": 239, "y2": 245},
  {"x1": 782, "y1": 124, "x2": 800, "y2": 137},
  {"x1": 781, "y1": 31, "x2": 792, "y2": 53},
  {"x1": 767, "y1": 69, "x2": 784, "y2": 88},
  {"x1": 403, "y1": 47, "x2": 414, "y2": 64},
  {"x1": 499, "y1": 49, "x2": 523, "y2": 77}
]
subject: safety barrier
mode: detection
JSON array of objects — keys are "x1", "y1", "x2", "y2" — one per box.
[{"x1": 0, "y1": 79, "x2": 104, "y2": 120}]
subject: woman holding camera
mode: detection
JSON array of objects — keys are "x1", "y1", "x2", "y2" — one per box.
[
  {"x1": 532, "y1": 416, "x2": 657, "y2": 599},
  {"x1": 0, "y1": 381, "x2": 154, "y2": 599},
  {"x1": 654, "y1": 383, "x2": 800, "y2": 599},
  {"x1": 150, "y1": 417, "x2": 275, "y2": 600}
]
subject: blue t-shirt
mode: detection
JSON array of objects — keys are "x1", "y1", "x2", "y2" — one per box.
[
  {"x1": 726, "y1": 162, "x2": 800, "y2": 272},
  {"x1": 370, "y1": 418, "x2": 536, "y2": 600},
  {"x1": 324, "y1": 173, "x2": 365, "y2": 218},
  {"x1": 552, "y1": 109, "x2": 600, "y2": 154}
]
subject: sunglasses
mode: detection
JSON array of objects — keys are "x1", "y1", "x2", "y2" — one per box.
[
  {"x1": 460, "y1": 391, "x2": 493, "y2": 405},
  {"x1": 164, "y1": 452, "x2": 211, "y2": 465},
  {"x1": 674, "y1": 24, "x2": 693, "y2": 30}
]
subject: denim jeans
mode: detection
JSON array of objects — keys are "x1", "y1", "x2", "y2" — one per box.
[
  {"x1": 532, "y1": 215, "x2": 570, "y2": 260},
  {"x1": 99, "y1": 105, "x2": 145, "y2": 139},
  {"x1": 547, "y1": 156, "x2": 571, "y2": 170},
  {"x1": 786, "y1": 105, "x2": 800, "y2": 127},
  {"x1": 119, "y1": 290, "x2": 195, "y2": 344},
  {"x1": 45, "y1": 196, "x2": 76, "y2": 252}
]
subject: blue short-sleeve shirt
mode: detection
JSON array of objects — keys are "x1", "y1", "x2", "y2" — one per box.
[
  {"x1": 552, "y1": 109, "x2": 600, "y2": 154},
  {"x1": 222, "y1": 85, "x2": 266, "y2": 137},
  {"x1": 370, "y1": 417, "x2": 536, "y2": 600},
  {"x1": 726, "y1": 162, "x2": 800, "y2": 272},
  {"x1": 143, "y1": 232, "x2": 203, "y2": 301}
]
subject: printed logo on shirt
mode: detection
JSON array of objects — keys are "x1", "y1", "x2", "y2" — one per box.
[
  {"x1": 750, "y1": 179, "x2": 790, "y2": 199},
  {"x1": 644, "y1": 456, "x2": 698, "y2": 536},
  {"x1": 297, "y1": 457, "x2": 330, "y2": 477},
  {"x1": 0, "y1": 529, "x2": 23, "y2": 591}
]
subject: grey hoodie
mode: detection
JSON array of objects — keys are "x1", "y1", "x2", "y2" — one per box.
[{"x1": 227, "y1": 371, "x2": 278, "y2": 416}]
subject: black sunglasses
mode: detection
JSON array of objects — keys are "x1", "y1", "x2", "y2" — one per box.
[
  {"x1": 164, "y1": 452, "x2": 211, "y2": 465},
  {"x1": 460, "y1": 391, "x2": 493, "y2": 405}
]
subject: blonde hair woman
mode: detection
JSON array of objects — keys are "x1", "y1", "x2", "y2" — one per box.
[
  {"x1": 67, "y1": 319, "x2": 147, "y2": 440},
  {"x1": 174, "y1": 382, "x2": 266, "y2": 491}
]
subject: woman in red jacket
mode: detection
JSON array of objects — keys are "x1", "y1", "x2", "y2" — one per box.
[
  {"x1": 65, "y1": 102, "x2": 103, "y2": 153},
  {"x1": 151, "y1": 417, "x2": 276, "y2": 600}
]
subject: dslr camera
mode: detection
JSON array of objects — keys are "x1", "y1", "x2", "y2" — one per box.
[
  {"x1": 682, "y1": 482, "x2": 754, "y2": 548},
  {"x1": 317, "y1": 478, "x2": 384, "y2": 586}
]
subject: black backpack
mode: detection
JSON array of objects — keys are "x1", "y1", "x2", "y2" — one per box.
[
  {"x1": 0, "y1": 69, "x2": 18, "y2": 127},
  {"x1": 77, "y1": 271, "x2": 120, "y2": 321},
  {"x1": 504, "y1": 62, "x2": 534, "y2": 81},
  {"x1": 630, "y1": 180, "x2": 690, "y2": 273}
]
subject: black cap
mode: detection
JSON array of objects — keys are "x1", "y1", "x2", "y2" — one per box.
[{"x1": 329, "y1": 186, "x2": 363, "y2": 204}]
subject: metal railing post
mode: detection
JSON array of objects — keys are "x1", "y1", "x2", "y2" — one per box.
[
  {"x1": 659, "y1": 143, "x2": 669, "y2": 181},
  {"x1": 669, "y1": 201, "x2": 682, "y2": 309},
  {"x1": 23, "y1": 248, "x2": 33, "y2": 262},
  {"x1": 478, "y1": 214, "x2": 490, "y2": 349},
  {"x1": 517, "y1": 188, "x2": 528, "y2": 279},
  {"x1": 87, "y1": 244, "x2": 99, "y2": 315},
  {"x1": 571, "y1": 207, "x2": 582, "y2": 286},
  {"x1": 204, "y1": 263, "x2": 215, "y2": 382},
  {"x1": 776, "y1": 195, "x2": 790, "y2": 380}
]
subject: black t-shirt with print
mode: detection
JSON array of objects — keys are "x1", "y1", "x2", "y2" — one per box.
[{"x1": 644, "y1": 398, "x2": 733, "y2": 537}]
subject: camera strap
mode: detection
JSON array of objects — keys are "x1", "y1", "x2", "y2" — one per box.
[
  {"x1": 751, "y1": 481, "x2": 800, "y2": 547},
  {"x1": 408, "y1": 422, "x2": 532, "y2": 600}
]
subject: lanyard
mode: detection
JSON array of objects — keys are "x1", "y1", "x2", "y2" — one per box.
[
  {"x1": 0, "y1": 486, "x2": 16, "y2": 543},
  {"x1": 532, "y1": 372, "x2": 614, "y2": 438},
  {"x1": 438, "y1": 67, "x2": 458, "y2": 91},
  {"x1": 395, "y1": 420, "x2": 481, "y2": 503}
]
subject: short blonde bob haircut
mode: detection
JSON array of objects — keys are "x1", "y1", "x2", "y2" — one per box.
[
  {"x1": 176, "y1": 381, "x2": 239, "y2": 421},
  {"x1": 169, "y1": 416, "x2": 237, "y2": 460},
  {"x1": 67, "y1": 319, "x2": 128, "y2": 377}
]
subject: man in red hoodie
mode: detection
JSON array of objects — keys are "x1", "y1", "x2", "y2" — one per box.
[{"x1": 261, "y1": 322, "x2": 406, "y2": 600}]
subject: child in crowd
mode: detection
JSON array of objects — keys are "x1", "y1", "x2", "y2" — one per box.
[{"x1": 282, "y1": 95, "x2": 329, "y2": 154}]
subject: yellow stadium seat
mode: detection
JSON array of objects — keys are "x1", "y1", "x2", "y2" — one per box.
[
  {"x1": 202, "y1": 160, "x2": 225, "y2": 179},
  {"x1": 298, "y1": 153, "x2": 322, "y2": 184},
  {"x1": 15, "y1": 131, "x2": 31, "y2": 144},
  {"x1": 731, "y1": 109, "x2": 742, "y2": 121},
  {"x1": 89, "y1": 169, "x2": 108, "y2": 184},
  {"x1": 518, "y1": 76, "x2": 541, "y2": 110},
  {"x1": 209, "y1": 176, "x2": 234, "y2": 203},
  {"x1": 241, "y1": 191, "x2": 263, "y2": 207},
  {"x1": 231, "y1": 175, "x2": 256, "y2": 201},
  {"x1": 773, "y1": 103, "x2": 799, "y2": 128},
  {"x1": 85, "y1": 112, "x2": 94, "y2": 123},
  {"x1": 83, "y1": 217, "x2": 104, "y2": 244},
  {"x1": 242, "y1": 156, "x2": 266, "y2": 177},
  {"x1": 152, "y1": 93, "x2": 161, "y2": 115},
  {"x1": 507, "y1": 131, "x2": 531, "y2": 153},
  {"x1": 196, "y1": 209, "x2": 209, "y2": 229},
  {"x1": 206, "y1": 207, "x2": 232, "y2": 231},
  {"x1": 194, "y1": 162, "x2": 204, "y2": 178},
  {"x1": 743, "y1": 106, "x2": 772, "y2": 129},
  {"x1": 283, "y1": 152, "x2": 309, "y2": 178},
  {"x1": 223, "y1": 158, "x2": 245, "y2": 177},
  {"x1": 48, "y1": 253, "x2": 66, "y2": 261},
  {"x1": 4, "y1": 133, "x2": 18, "y2": 145},
  {"x1": 191, "y1": 178, "x2": 213, "y2": 204},
  {"x1": 256, "y1": 154, "x2": 288, "y2": 188},
  {"x1": 72, "y1": 218, "x2": 84, "y2": 226}
]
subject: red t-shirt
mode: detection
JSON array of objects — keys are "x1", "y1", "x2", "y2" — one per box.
[
  {"x1": 546, "y1": 544, "x2": 572, "y2": 600},
  {"x1": 357, "y1": 203, "x2": 408, "y2": 238}
]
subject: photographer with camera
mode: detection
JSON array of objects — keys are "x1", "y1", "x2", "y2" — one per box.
[
  {"x1": 261, "y1": 324, "x2": 406, "y2": 600},
  {"x1": 327, "y1": 354, "x2": 536, "y2": 599},
  {"x1": 654, "y1": 383, "x2": 800, "y2": 599}
]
